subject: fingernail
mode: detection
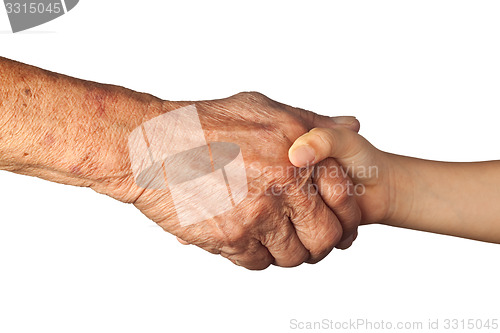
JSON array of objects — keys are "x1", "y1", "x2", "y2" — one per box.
[
  {"x1": 331, "y1": 116, "x2": 357, "y2": 125},
  {"x1": 290, "y1": 144, "x2": 316, "y2": 167}
]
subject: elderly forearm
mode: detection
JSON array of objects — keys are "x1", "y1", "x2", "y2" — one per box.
[{"x1": 0, "y1": 57, "x2": 169, "y2": 192}]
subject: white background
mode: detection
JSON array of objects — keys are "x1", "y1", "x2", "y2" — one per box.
[{"x1": 1, "y1": 1, "x2": 499, "y2": 332}]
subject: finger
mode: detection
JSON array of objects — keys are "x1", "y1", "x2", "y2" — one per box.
[
  {"x1": 287, "y1": 187, "x2": 343, "y2": 264},
  {"x1": 313, "y1": 158, "x2": 361, "y2": 243},
  {"x1": 289, "y1": 127, "x2": 371, "y2": 170},
  {"x1": 260, "y1": 218, "x2": 310, "y2": 267},
  {"x1": 299, "y1": 109, "x2": 360, "y2": 132},
  {"x1": 176, "y1": 237, "x2": 190, "y2": 245},
  {"x1": 275, "y1": 102, "x2": 361, "y2": 133},
  {"x1": 221, "y1": 242, "x2": 274, "y2": 270},
  {"x1": 336, "y1": 229, "x2": 358, "y2": 250},
  {"x1": 335, "y1": 232, "x2": 355, "y2": 250},
  {"x1": 329, "y1": 116, "x2": 361, "y2": 132}
]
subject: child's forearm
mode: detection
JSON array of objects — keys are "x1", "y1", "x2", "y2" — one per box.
[{"x1": 385, "y1": 155, "x2": 500, "y2": 243}]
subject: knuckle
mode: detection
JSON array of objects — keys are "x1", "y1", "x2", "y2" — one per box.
[
  {"x1": 281, "y1": 252, "x2": 309, "y2": 268},
  {"x1": 247, "y1": 260, "x2": 272, "y2": 270},
  {"x1": 246, "y1": 91, "x2": 269, "y2": 102},
  {"x1": 325, "y1": 227, "x2": 343, "y2": 249},
  {"x1": 226, "y1": 250, "x2": 273, "y2": 271},
  {"x1": 308, "y1": 111, "x2": 320, "y2": 127},
  {"x1": 234, "y1": 91, "x2": 270, "y2": 104},
  {"x1": 342, "y1": 206, "x2": 362, "y2": 234},
  {"x1": 252, "y1": 253, "x2": 274, "y2": 270},
  {"x1": 218, "y1": 220, "x2": 253, "y2": 248},
  {"x1": 261, "y1": 222, "x2": 289, "y2": 249},
  {"x1": 330, "y1": 177, "x2": 354, "y2": 207},
  {"x1": 308, "y1": 226, "x2": 342, "y2": 262},
  {"x1": 271, "y1": 114, "x2": 309, "y2": 144}
]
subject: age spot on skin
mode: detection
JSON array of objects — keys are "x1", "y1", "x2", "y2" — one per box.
[
  {"x1": 24, "y1": 88, "x2": 31, "y2": 97},
  {"x1": 70, "y1": 164, "x2": 82, "y2": 175},
  {"x1": 84, "y1": 86, "x2": 113, "y2": 118},
  {"x1": 43, "y1": 133, "x2": 55, "y2": 146},
  {"x1": 94, "y1": 94, "x2": 106, "y2": 117}
]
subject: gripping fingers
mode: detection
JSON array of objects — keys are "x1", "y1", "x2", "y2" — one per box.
[
  {"x1": 260, "y1": 218, "x2": 310, "y2": 267},
  {"x1": 221, "y1": 243, "x2": 274, "y2": 270},
  {"x1": 287, "y1": 192, "x2": 343, "y2": 264},
  {"x1": 313, "y1": 158, "x2": 362, "y2": 245}
]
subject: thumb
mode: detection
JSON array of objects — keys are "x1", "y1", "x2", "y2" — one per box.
[{"x1": 288, "y1": 127, "x2": 374, "y2": 175}]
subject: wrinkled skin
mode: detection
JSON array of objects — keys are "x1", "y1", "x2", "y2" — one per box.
[
  {"x1": 103, "y1": 92, "x2": 362, "y2": 270},
  {"x1": 0, "y1": 58, "x2": 360, "y2": 270}
]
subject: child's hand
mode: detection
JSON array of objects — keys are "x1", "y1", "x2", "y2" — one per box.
[{"x1": 289, "y1": 127, "x2": 397, "y2": 248}]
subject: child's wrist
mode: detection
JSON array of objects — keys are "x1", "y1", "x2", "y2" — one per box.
[{"x1": 379, "y1": 154, "x2": 417, "y2": 227}]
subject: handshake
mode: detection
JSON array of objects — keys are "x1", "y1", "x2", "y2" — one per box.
[
  {"x1": 117, "y1": 92, "x2": 500, "y2": 269},
  {"x1": 125, "y1": 92, "x2": 372, "y2": 270},
  {"x1": 0, "y1": 58, "x2": 497, "y2": 270}
]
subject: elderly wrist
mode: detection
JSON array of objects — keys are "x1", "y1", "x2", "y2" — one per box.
[
  {"x1": 81, "y1": 93, "x2": 169, "y2": 191},
  {"x1": 86, "y1": 96, "x2": 189, "y2": 205}
]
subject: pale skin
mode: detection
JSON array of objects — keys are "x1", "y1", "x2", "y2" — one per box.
[
  {"x1": 289, "y1": 127, "x2": 500, "y2": 244},
  {"x1": 0, "y1": 57, "x2": 361, "y2": 270}
]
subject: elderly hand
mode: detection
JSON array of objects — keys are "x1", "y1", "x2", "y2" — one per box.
[
  {"x1": 0, "y1": 57, "x2": 361, "y2": 270},
  {"x1": 101, "y1": 92, "x2": 362, "y2": 269}
]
